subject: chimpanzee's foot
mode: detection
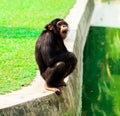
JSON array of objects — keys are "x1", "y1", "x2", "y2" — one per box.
[
  {"x1": 58, "y1": 81, "x2": 66, "y2": 87},
  {"x1": 45, "y1": 84, "x2": 62, "y2": 95}
]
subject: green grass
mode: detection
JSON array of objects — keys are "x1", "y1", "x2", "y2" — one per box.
[
  {"x1": 0, "y1": 0, "x2": 76, "y2": 94},
  {"x1": 0, "y1": 0, "x2": 76, "y2": 28},
  {"x1": 82, "y1": 27, "x2": 120, "y2": 116},
  {"x1": 101, "y1": 0, "x2": 110, "y2": 3}
]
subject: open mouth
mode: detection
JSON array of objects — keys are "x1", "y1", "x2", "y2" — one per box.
[{"x1": 62, "y1": 30, "x2": 68, "y2": 34}]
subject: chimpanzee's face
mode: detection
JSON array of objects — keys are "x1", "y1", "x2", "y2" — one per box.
[
  {"x1": 56, "y1": 20, "x2": 69, "y2": 39},
  {"x1": 45, "y1": 18, "x2": 69, "y2": 39}
]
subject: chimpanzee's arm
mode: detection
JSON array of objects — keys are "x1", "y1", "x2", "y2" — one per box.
[{"x1": 40, "y1": 32, "x2": 69, "y2": 67}]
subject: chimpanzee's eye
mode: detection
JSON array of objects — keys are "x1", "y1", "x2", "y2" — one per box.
[{"x1": 57, "y1": 22, "x2": 62, "y2": 27}]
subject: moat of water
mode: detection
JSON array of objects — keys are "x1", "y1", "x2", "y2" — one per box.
[{"x1": 82, "y1": 27, "x2": 120, "y2": 116}]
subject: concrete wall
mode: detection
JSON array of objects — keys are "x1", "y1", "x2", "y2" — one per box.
[{"x1": 0, "y1": 0, "x2": 94, "y2": 116}]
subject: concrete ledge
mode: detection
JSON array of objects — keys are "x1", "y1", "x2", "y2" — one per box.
[{"x1": 0, "y1": 0, "x2": 94, "y2": 115}]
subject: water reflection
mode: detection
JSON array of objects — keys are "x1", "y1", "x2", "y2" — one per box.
[{"x1": 82, "y1": 27, "x2": 120, "y2": 116}]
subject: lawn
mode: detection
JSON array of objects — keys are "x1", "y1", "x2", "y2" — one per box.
[
  {"x1": 0, "y1": 0, "x2": 76, "y2": 94},
  {"x1": 101, "y1": 0, "x2": 110, "y2": 2}
]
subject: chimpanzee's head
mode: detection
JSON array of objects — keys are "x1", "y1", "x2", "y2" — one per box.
[{"x1": 45, "y1": 18, "x2": 69, "y2": 39}]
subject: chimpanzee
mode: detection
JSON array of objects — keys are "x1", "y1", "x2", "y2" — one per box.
[{"x1": 35, "y1": 18, "x2": 77, "y2": 94}]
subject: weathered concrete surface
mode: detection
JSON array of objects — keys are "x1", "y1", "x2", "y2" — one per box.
[
  {"x1": 0, "y1": 0, "x2": 94, "y2": 115},
  {"x1": 91, "y1": 3, "x2": 120, "y2": 28},
  {"x1": 95, "y1": 0, "x2": 120, "y2": 3}
]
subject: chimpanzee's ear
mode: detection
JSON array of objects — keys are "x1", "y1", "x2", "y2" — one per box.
[{"x1": 45, "y1": 24, "x2": 54, "y2": 30}]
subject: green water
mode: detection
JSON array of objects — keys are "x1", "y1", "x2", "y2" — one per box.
[{"x1": 82, "y1": 27, "x2": 120, "y2": 116}]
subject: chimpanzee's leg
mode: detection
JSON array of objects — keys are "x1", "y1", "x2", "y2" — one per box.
[
  {"x1": 44, "y1": 62, "x2": 65, "y2": 85},
  {"x1": 42, "y1": 52, "x2": 77, "y2": 85},
  {"x1": 47, "y1": 52, "x2": 77, "y2": 87},
  {"x1": 41, "y1": 52, "x2": 77, "y2": 94},
  {"x1": 53, "y1": 52, "x2": 77, "y2": 87},
  {"x1": 41, "y1": 61, "x2": 66, "y2": 94},
  {"x1": 61, "y1": 52, "x2": 77, "y2": 78}
]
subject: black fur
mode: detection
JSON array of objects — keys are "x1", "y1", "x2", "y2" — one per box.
[{"x1": 35, "y1": 18, "x2": 77, "y2": 87}]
